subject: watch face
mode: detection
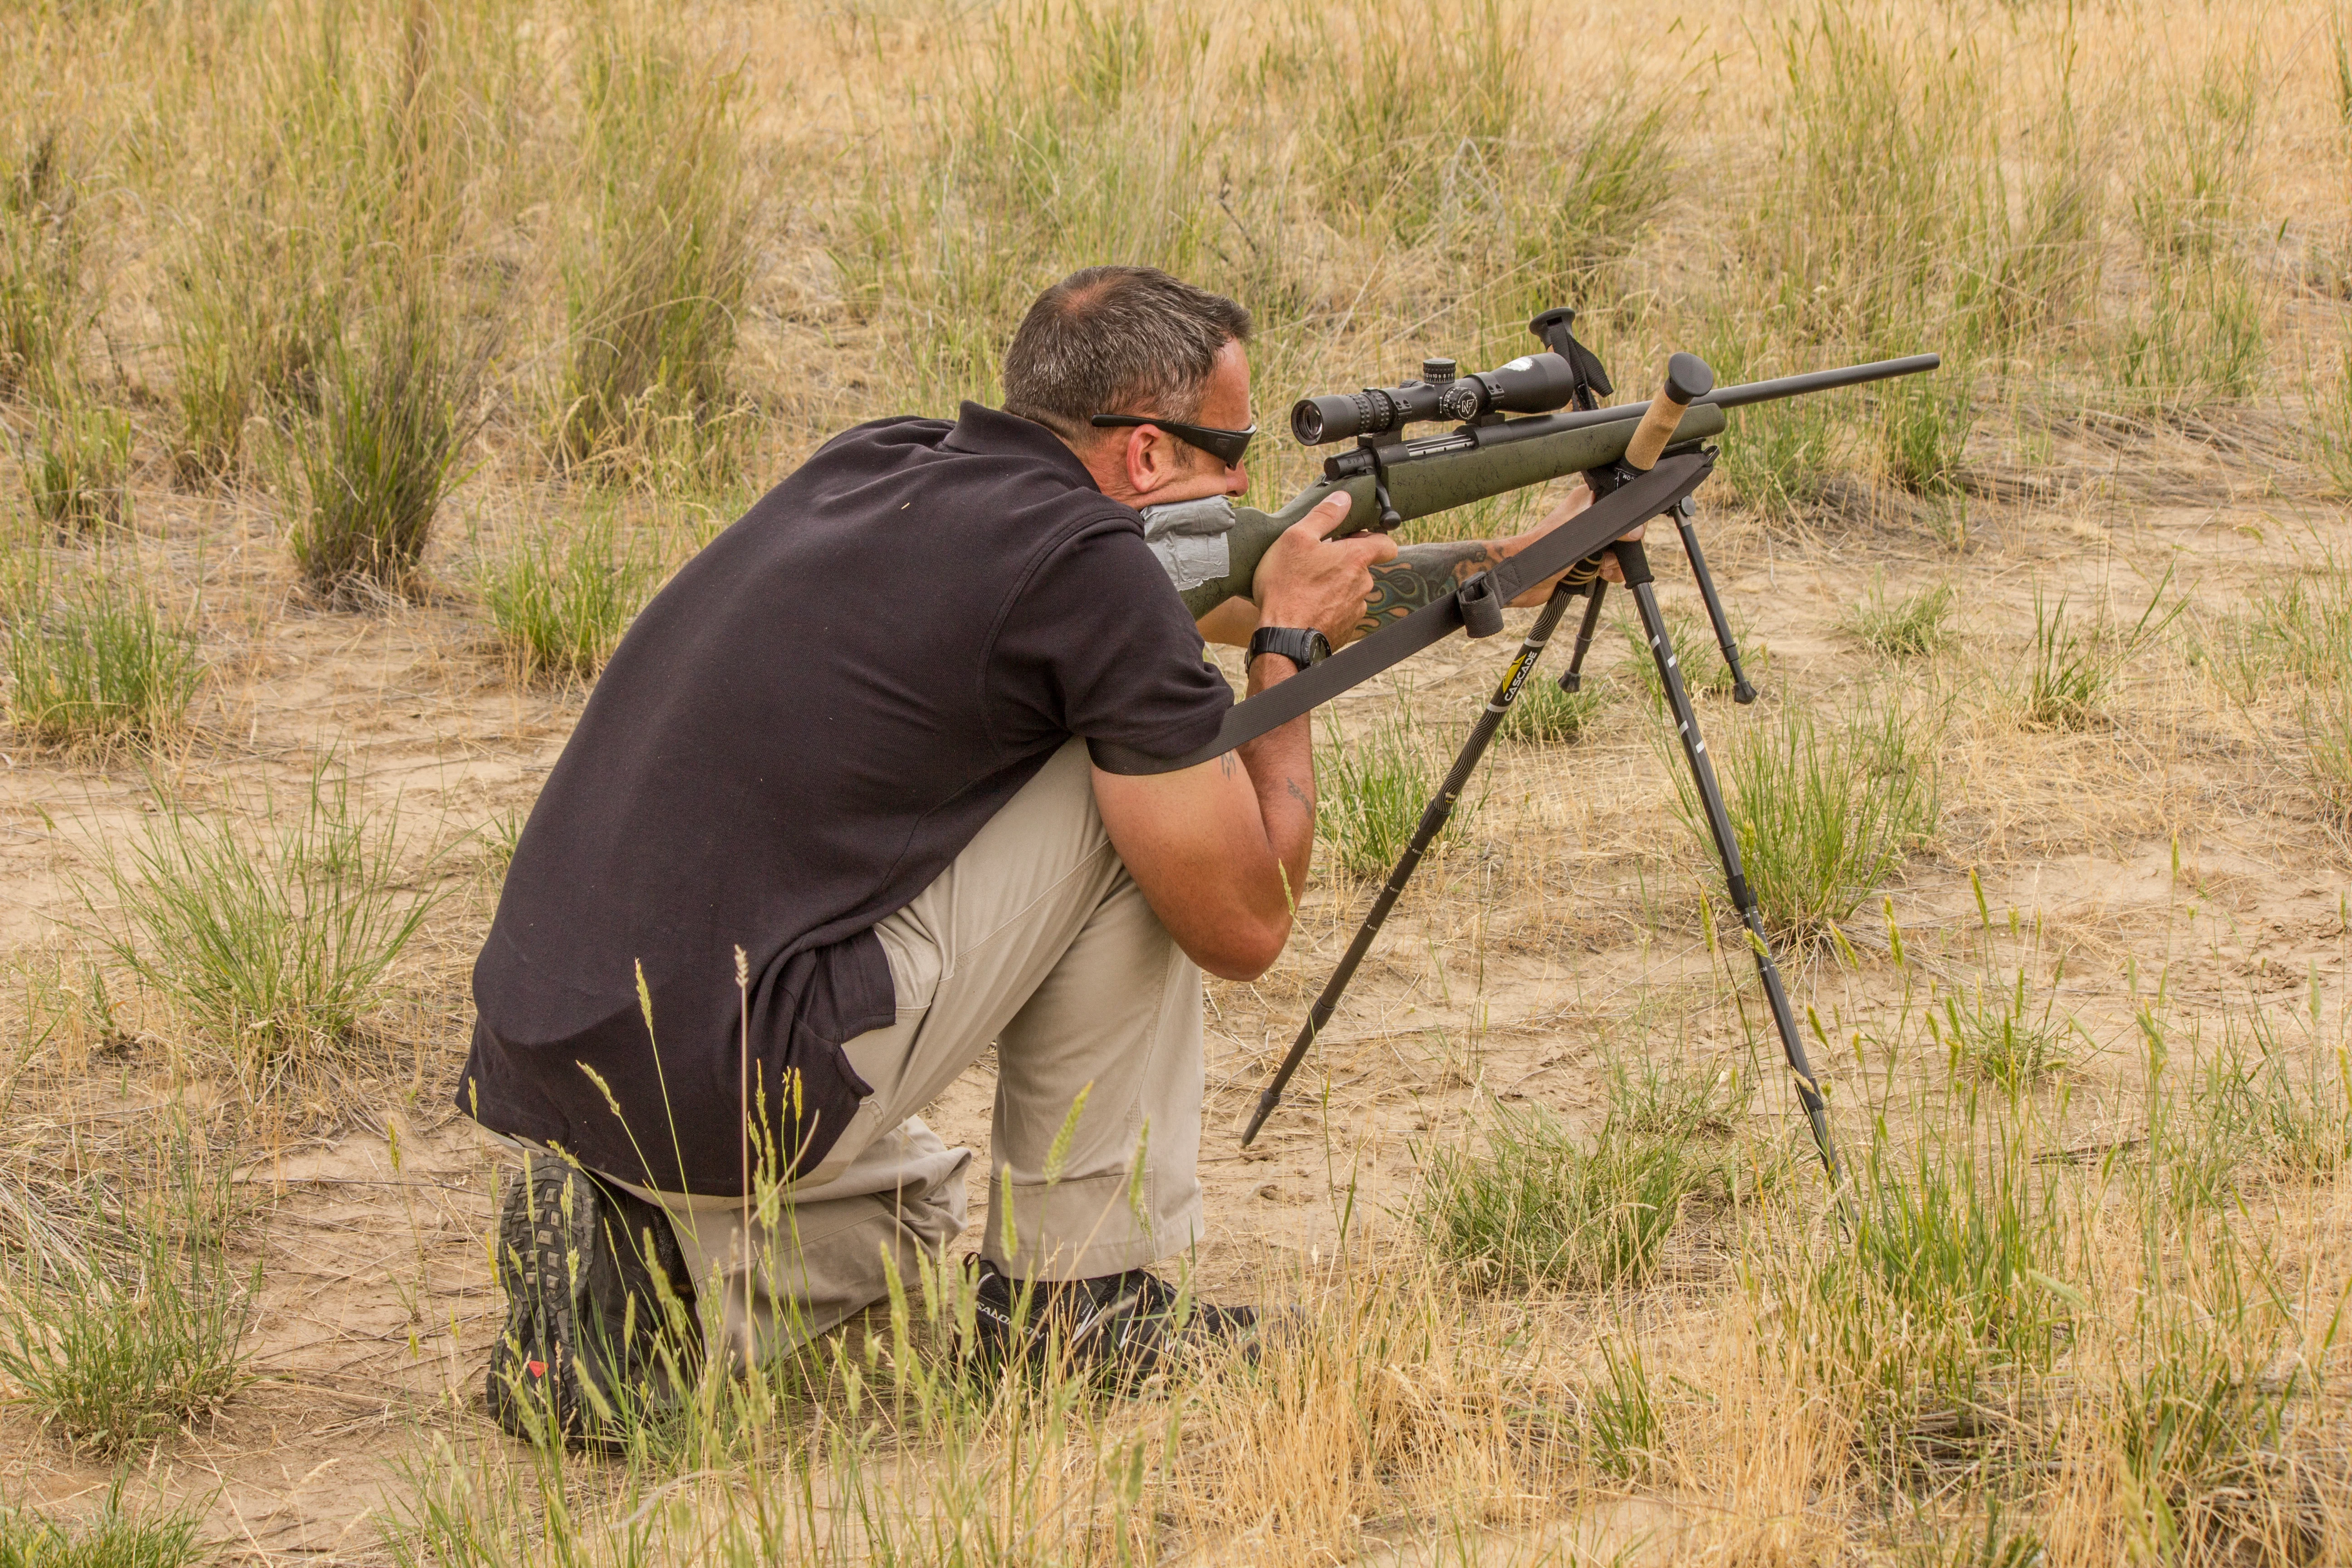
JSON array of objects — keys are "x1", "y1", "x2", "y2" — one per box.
[{"x1": 1251, "y1": 627, "x2": 1322, "y2": 666}]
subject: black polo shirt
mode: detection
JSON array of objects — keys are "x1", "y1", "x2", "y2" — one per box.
[{"x1": 460, "y1": 404, "x2": 1233, "y2": 1194}]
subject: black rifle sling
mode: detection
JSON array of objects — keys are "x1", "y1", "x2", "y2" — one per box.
[{"x1": 1092, "y1": 451, "x2": 1715, "y2": 777}]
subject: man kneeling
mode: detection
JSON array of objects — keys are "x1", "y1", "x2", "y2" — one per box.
[{"x1": 460, "y1": 266, "x2": 1598, "y2": 1437}]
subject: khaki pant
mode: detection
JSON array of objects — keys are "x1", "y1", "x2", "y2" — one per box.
[{"x1": 609, "y1": 739, "x2": 1205, "y2": 1364}]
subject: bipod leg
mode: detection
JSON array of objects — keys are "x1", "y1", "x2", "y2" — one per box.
[
  {"x1": 1671, "y1": 496, "x2": 1757, "y2": 705},
  {"x1": 1612, "y1": 538, "x2": 1840, "y2": 1186},
  {"x1": 1556, "y1": 576, "x2": 1607, "y2": 694},
  {"x1": 1242, "y1": 576, "x2": 1584, "y2": 1147}
]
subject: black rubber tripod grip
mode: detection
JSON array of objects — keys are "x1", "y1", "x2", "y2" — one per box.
[{"x1": 1093, "y1": 452, "x2": 1715, "y2": 776}]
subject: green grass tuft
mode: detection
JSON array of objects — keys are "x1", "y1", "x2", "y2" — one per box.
[
  {"x1": 2217, "y1": 559, "x2": 2352, "y2": 698},
  {"x1": 164, "y1": 0, "x2": 517, "y2": 493},
  {"x1": 2021, "y1": 591, "x2": 2109, "y2": 730},
  {"x1": 1845, "y1": 579, "x2": 1955, "y2": 658},
  {"x1": 1780, "y1": 1108, "x2": 2072, "y2": 1446},
  {"x1": 2310, "y1": 347, "x2": 2352, "y2": 499},
  {"x1": 1877, "y1": 359, "x2": 1974, "y2": 495},
  {"x1": 24, "y1": 397, "x2": 132, "y2": 534},
  {"x1": 0, "y1": 129, "x2": 84, "y2": 403},
  {"x1": 1606, "y1": 1052, "x2": 1754, "y2": 1143},
  {"x1": 0, "y1": 1489, "x2": 207, "y2": 1568},
  {"x1": 165, "y1": 216, "x2": 343, "y2": 489},
  {"x1": 1935, "y1": 968, "x2": 2074, "y2": 1091},
  {"x1": 1687, "y1": 705, "x2": 1938, "y2": 950},
  {"x1": 2303, "y1": 688, "x2": 2352, "y2": 825},
  {"x1": 1579, "y1": 1338, "x2": 1661, "y2": 1480},
  {"x1": 285, "y1": 275, "x2": 483, "y2": 603},
  {"x1": 478, "y1": 513, "x2": 652, "y2": 684},
  {"x1": 1414, "y1": 1102, "x2": 1719, "y2": 1292},
  {"x1": 3, "y1": 566, "x2": 200, "y2": 753},
  {"x1": 1695, "y1": 318, "x2": 1840, "y2": 523},
  {"x1": 555, "y1": 24, "x2": 754, "y2": 486},
  {"x1": 0, "y1": 1154, "x2": 256, "y2": 1458},
  {"x1": 1847, "y1": 1130, "x2": 2069, "y2": 1395},
  {"x1": 1496, "y1": 674, "x2": 1607, "y2": 747},
  {"x1": 2165, "y1": 1029, "x2": 2352, "y2": 1195},
  {"x1": 1315, "y1": 707, "x2": 1468, "y2": 880},
  {"x1": 1514, "y1": 97, "x2": 1674, "y2": 306},
  {"x1": 83, "y1": 765, "x2": 439, "y2": 1081},
  {"x1": 2110, "y1": 260, "x2": 2266, "y2": 409},
  {"x1": 2021, "y1": 577, "x2": 2182, "y2": 731}
]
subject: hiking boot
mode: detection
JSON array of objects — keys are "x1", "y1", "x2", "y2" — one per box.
[
  {"x1": 965, "y1": 1258, "x2": 1255, "y2": 1382},
  {"x1": 488, "y1": 1157, "x2": 700, "y2": 1447}
]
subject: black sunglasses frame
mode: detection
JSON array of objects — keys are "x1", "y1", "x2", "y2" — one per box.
[{"x1": 1088, "y1": 413, "x2": 1255, "y2": 468}]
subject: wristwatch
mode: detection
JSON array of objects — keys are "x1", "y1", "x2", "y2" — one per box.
[{"x1": 1248, "y1": 625, "x2": 1332, "y2": 669}]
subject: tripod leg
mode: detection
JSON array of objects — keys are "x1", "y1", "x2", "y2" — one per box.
[
  {"x1": 1612, "y1": 539, "x2": 1839, "y2": 1182},
  {"x1": 1671, "y1": 497, "x2": 1757, "y2": 705},
  {"x1": 1556, "y1": 575, "x2": 1607, "y2": 695},
  {"x1": 1243, "y1": 576, "x2": 1585, "y2": 1147}
]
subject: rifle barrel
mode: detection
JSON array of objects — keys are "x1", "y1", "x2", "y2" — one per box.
[{"x1": 1702, "y1": 353, "x2": 1943, "y2": 410}]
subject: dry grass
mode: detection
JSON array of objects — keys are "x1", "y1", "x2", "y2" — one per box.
[{"x1": 0, "y1": 0, "x2": 2349, "y2": 1561}]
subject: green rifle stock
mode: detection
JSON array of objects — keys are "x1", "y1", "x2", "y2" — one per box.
[{"x1": 1179, "y1": 353, "x2": 1938, "y2": 620}]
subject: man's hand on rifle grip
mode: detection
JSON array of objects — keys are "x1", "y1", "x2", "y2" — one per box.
[{"x1": 1251, "y1": 492, "x2": 1396, "y2": 652}]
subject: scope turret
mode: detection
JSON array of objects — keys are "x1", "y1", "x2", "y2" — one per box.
[{"x1": 1290, "y1": 351, "x2": 1578, "y2": 446}]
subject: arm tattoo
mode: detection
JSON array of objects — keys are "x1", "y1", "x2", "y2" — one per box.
[{"x1": 1354, "y1": 541, "x2": 1505, "y2": 636}]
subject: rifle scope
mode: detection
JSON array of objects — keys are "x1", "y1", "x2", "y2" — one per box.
[{"x1": 1290, "y1": 351, "x2": 1579, "y2": 446}]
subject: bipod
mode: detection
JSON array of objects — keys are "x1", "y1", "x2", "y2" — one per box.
[{"x1": 1242, "y1": 353, "x2": 1842, "y2": 1193}]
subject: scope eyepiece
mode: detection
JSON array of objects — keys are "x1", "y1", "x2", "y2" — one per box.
[
  {"x1": 1290, "y1": 387, "x2": 1375, "y2": 444},
  {"x1": 1289, "y1": 352, "x2": 1578, "y2": 446}
]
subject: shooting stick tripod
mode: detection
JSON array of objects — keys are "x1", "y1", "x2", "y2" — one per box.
[{"x1": 1240, "y1": 370, "x2": 1842, "y2": 1184}]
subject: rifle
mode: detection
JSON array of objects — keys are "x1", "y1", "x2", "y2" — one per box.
[
  {"x1": 1094, "y1": 309, "x2": 1940, "y2": 1189},
  {"x1": 1169, "y1": 326, "x2": 1939, "y2": 626}
]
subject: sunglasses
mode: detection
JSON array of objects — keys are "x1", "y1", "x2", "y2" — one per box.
[{"x1": 1089, "y1": 413, "x2": 1255, "y2": 468}]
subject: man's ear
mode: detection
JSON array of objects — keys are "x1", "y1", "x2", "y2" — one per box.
[{"x1": 1124, "y1": 425, "x2": 1192, "y2": 499}]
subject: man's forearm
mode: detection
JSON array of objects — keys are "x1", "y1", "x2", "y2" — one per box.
[
  {"x1": 1352, "y1": 483, "x2": 1600, "y2": 637},
  {"x1": 1355, "y1": 541, "x2": 1520, "y2": 636},
  {"x1": 1207, "y1": 546, "x2": 1552, "y2": 643},
  {"x1": 1234, "y1": 653, "x2": 1315, "y2": 910}
]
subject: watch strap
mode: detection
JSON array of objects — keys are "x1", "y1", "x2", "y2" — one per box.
[{"x1": 1248, "y1": 626, "x2": 1330, "y2": 668}]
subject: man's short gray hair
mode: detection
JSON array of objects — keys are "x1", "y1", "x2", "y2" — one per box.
[{"x1": 1001, "y1": 266, "x2": 1253, "y2": 442}]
